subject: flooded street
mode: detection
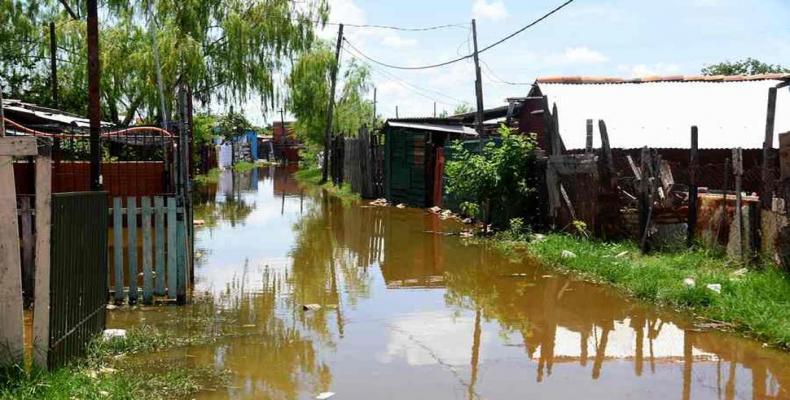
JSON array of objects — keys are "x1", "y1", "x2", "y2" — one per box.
[{"x1": 108, "y1": 166, "x2": 790, "y2": 400}]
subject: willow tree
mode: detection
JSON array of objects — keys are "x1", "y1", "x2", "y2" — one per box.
[
  {"x1": 288, "y1": 43, "x2": 373, "y2": 147},
  {"x1": 1, "y1": 0, "x2": 328, "y2": 124}
]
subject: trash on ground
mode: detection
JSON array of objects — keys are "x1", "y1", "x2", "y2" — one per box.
[
  {"x1": 102, "y1": 329, "x2": 127, "y2": 341},
  {"x1": 303, "y1": 304, "x2": 322, "y2": 311},
  {"x1": 316, "y1": 392, "x2": 335, "y2": 400},
  {"x1": 706, "y1": 283, "x2": 722, "y2": 294},
  {"x1": 561, "y1": 250, "x2": 577, "y2": 259},
  {"x1": 683, "y1": 278, "x2": 696, "y2": 288}
]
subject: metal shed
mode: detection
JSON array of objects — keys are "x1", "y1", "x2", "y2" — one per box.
[{"x1": 384, "y1": 119, "x2": 477, "y2": 207}]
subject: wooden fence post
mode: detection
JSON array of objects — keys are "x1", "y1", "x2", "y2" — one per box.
[
  {"x1": 126, "y1": 196, "x2": 138, "y2": 304},
  {"x1": 0, "y1": 136, "x2": 37, "y2": 366},
  {"x1": 733, "y1": 148, "x2": 744, "y2": 261},
  {"x1": 639, "y1": 147, "x2": 653, "y2": 253},
  {"x1": 779, "y1": 133, "x2": 789, "y2": 269},
  {"x1": 761, "y1": 87, "x2": 777, "y2": 211},
  {"x1": 32, "y1": 152, "x2": 52, "y2": 369},
  {"x1": 585, "y1": 119, "x2": 593, "y2": 154},
  {"x1": 688, "y1": 126, "x2": 698, "y2": 247}
]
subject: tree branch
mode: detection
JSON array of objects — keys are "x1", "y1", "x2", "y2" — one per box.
[{"x1": 58, "y1": 0, "x2": 80, "y2": 20}]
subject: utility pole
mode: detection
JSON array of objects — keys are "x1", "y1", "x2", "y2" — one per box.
[
  {"x1": 147, "y1": 1, "x2": 168, "y2": 129},
  {"x1": 434, "y1": 102, "x2": 437, "y2": 118},
  {"x1": 372, "y1": 87, "x2": 377, "y2": 128},
  {"x1": 396, "y1": 106, "x2": 399, "y2": 119},
  {"x1": 49, "y1": 22, "x2": 58, "y2": 108},
  {"x1": 321, "y1": 23, "x2": 343, "y2": 184},
  {"x1": 471, "y1": 19, "x2": 485, "y2": 142},
  {"x1": 87, "y1": 0, "x2": 102, "y2": 190}
]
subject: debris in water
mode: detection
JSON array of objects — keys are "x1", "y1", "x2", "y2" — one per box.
[
  {"x1": 106, "y1": 304, "x2": 117, "y2": 310},
  {"x1": 242, "y1": 324, "x2": 256, "y2": 328},
  {"x1": 396, "y1": 203, "x2": 406, "y2": 209},
  {"x1": 462, "y1": 218, "x2": 473, "y2": 224},
  {"x1": 102, "y1": 329, "x2": 126, "y2": 341},
  {"x1": 428, "y1": 206, "x2": 442, "y2": 213},
  {"x1": 316, "y1": 392, "x2": 335, "y2": 400},
  {"x1": 459, "y1": 231, "x2": 474, "y2": 238},
  {"x1": 370, "y1": 198, "x2": 389, "y2": 207},
  {"x1": 706, "y1": 283, "x2": 722, "y2": 294},
  {"x1": 193, "y1": 219, "x2": 206, "y2": 226},
  {"x1": 303, "y1": 304, "x2": 322, "y2": 311},
  {"x1": 541, "y1": 275, "x2": 554, "y2": 278},
  {"x1": 683, "y1": 278, "x2": 696, "y2": 288},
  {"x1": 561, "y1": 250, "x2": 577, "y2": 259},
  {"x1": 508, "y1": 273, "x2": 528, "y2": 277}
]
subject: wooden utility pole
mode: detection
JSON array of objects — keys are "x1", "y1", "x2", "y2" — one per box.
[
  {"x1": 87, "y1": 0, "x2": 102, "y2": 190},
  {"x1": 733, "y1": 148, "x2": 744, "y2": 260},
  {"x1": 471, "y1": 19, "x2": 485, "y2": 141},
  {"x1": 321, "y1": 23, "x2": 343, "y2": 184},
  {"x1": 433, "y1": 101, "x2": 437, "y2": 118},
  {"x1": 147, "y1": 1, "x2": 168, "y2": 129},
  {"x1": 49, "y1": 22, "x2": 59, "y2": 108},
  {"x1": 396, "y1": 105, "x2": 399, "y2": 119},
  {"x1": 687, "y1": 126, "x2": 699, "y2": 247}
]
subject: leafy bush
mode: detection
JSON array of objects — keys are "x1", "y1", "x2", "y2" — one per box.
[{"x1": 444, "y1": 124, "x2": 539, "y2": 228}]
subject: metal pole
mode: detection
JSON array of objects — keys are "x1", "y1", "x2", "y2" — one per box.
[
  {"x1": 87, "y1": 0, "x2": 102, "y2": 190},
  {"x1": 0, "y1": 83, "x2": 5, "y2": 137},
  {"x1": 321, "y1": 23, "x2": 343, "y2": 184},
  {"x1": 372, "y1": 87, "x2": 377, "y2": 128},
  {"x1": 471, "y1": 19, "x2": 485, "y2": 141},
  {"x1": 433, "y1": 101, "x2": 436, "y2": 118},
  {"x1": 49, "y1": 22, "x2": 59, "y2": 108},
  {"x1": 396, "y1": 106, "x2": 399, "y2": 119},
  {"x1": 147, "y1": 1, "x2": 169, "y2": 129}
]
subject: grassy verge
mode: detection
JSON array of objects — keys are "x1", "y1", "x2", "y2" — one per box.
[
  {"x1": 0, "y1": 326, "x2": 228, "y2": 399},
  {"x1": 511, "y1": 233, "x2": 790, "y2": 348},
  {"x1": 194, "y1": 167, "x2": 220, "y2": 185},
  {"x1": 293, "y1": 167, "x2": 360, "y2": 202}
]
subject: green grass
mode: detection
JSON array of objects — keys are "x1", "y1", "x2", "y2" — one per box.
[
  {"x1": 294, "y1": 167, "x2": 360, "y2": 202},
  {"x1": 0, "y1": 326, "x2": 228, "y2": 399},
  {"x1": 194, "y1": 168, "x2": 221, "y2": 185},
  {"x1": 522, "y1": 234, "x2": 790, "y2": 348},
  {"x1": 231, "y1": 161, "x2": 257, "y2": 172}
]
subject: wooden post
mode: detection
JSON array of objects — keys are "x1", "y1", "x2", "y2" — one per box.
[
  {"x1": 32, "y1": 152, "x2": 51, "y2": 369},
  {"x1": 688, "y1": 126, "x2": 699, "y2": 247},
  {"x1": 0, "y1": 137, "x2": 36, "y2": 366},
  {"x1": 779, "y1": 133, "x2": 790, "y2": 270},
  {"x1": 733, "y1": 148, "x2": 744, "y2": 261},
  {"x1": 639, "y1": 147, "x2": 652, "y2": 253},
  {"x1": 585, "y1": 119, "x2": 593, "y2": 154},
  {"x1": 19, "y1": 197, "x2": 34, "y2": 306},
  {"x1": 762, "y1": 87, "x2": 778, "y2": 210},
  {"x1": 49, "y1": 22, "x2": 59, "y2": 108},
  {"x1": 87, "y1": 0, "x2": 102, "y2": 190},
  {"x1": 321, "y1": 23, "x2": 343, "y2": 184},
  {"x1": 141, "y1": 197, "x2": 153, "y2": 304},
  {"x1": 471, "y1": 19, "x2": 485, "y2": 140},
  {"x1": 112, "y1": 198, "x2": 123, "y2": 303},
  {"x1": 598, "y1": 120, "x2": 615, "y2": 181}
]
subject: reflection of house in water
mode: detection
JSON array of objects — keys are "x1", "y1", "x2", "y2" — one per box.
[{"x1": 273, "y1": 164, "x2": 302, "y2": 196}]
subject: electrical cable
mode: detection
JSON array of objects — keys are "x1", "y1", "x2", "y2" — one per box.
[{"x1": 340, "y1": 0, "x2": 576, "y2": 70}]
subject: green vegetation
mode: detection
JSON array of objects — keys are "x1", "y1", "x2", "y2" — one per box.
[
  {"x1": 513, "y1": 233, "x2": 790, "y2": 348},
  {"x1": 702, "y1": 58, "x2": 788, "y2": 76},
  {"x1": 0, "y1": 326, "x2": 227, "y2": 399},
  {"x1": 2, "y1": 0, "x2": 328, "y2": 123},
  {"x1": 444, "y1": 125, "x2": 539, "y2": 227},
  {"x1": 294, "y1": 167, "x2": 360, "y2": 202},
  {"x1": 194, "y1": 167, "x2": 221, "y2": 185}
]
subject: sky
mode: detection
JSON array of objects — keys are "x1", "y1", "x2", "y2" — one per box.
[{"x1": 242, "y1": 0, "x2": 790, "y2": 125}]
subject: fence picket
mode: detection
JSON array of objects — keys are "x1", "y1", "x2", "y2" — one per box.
[
  {"x1": 166, "y1": 197, "x2": 177, "y2": 299},
  {"x1": 113, "y1": 197, "x2": 124, "y2": 303},
  {"x1": 176, "y1": 216, "x2": 186, "y2": 303},
  {"x1": 126, "y1": 197, "x2": 138, "y2": 304},
  {"x1": 141, "y1": 197, "x2": 153, "y2": 304},
  {"x1": 154, "y1": 196, "x2": 165, "y2": 295}
]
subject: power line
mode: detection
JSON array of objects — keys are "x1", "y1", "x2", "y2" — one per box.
[
  {"x1": 479, "y1": 58, "x2": 534, "y2": 86},
  {"x1": 340, "y1": 0, "x2": 576, "y2": 70},
  {"x1": 326, "y1": 21, "x2": 469, "y2": 31}
]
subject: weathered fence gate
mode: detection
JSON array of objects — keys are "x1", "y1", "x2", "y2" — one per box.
[
  {"x1": 37, "y1": 192, "x2": 108, "y2": 369},
  {"x1": 331, "y1": 126, "x2": 384, "y2": 199},
  {"x1": 111, "y1": 195, "x2": 189, "y2": 305}
]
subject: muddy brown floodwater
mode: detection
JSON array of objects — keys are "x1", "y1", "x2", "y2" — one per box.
[{"x1": 108, "y1": 166, "x2": 790, "y2": 399}]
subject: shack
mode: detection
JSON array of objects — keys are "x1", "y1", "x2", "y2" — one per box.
[{"x1": 383, "y1": 118, "x2": 477, "y2": 207}]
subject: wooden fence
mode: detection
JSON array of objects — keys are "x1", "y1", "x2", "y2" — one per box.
[
  {"x1": 332, "y1": 126, "x2": 384, "y2": 199},
  {"x1": 110, "y1": 195, "x2": 189, "y2": 305}
]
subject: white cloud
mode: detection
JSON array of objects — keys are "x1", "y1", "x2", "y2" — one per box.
[
  {"x1": 617, "y1": 63, "x2": 681, "y2": 78},
  {"x1": 380, "y1": 35, "x2": 418, "y2": 49},
  {"x1": 472, "y1": 0, "x2": 508, "y2": 21},
  {"x1": 548, "y1": 47, "x2": 609, "y2": 65}
]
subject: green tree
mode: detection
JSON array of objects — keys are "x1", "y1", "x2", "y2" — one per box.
[
  {"x1": 452, "y1": 102, "x2": 474, "y2": 115},
  {"x1": 1, "y1": 0, "x2": 328, "y2": 124},
  {"x1": 287, "y1": 43, "x2": 374, "y2": 147},
  {"x1": 701, "y1": 58, "x2": 789, "y2": 76},
  {"x1": 444, "y1": 125, "x2": 539, "y2": 227}
]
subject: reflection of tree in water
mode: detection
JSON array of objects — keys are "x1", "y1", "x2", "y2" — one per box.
[
  {"x1": 288, "y1": 192, "x2": 373, "y2": 342},
  {"x1": 192, "y1": 172, "x2": 256, "y2": 229}
]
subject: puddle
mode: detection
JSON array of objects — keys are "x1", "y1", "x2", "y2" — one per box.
[{"x1": 108, "y1": 166, "x2": 790, "y2": 399}]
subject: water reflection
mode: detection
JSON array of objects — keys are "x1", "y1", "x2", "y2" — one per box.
[{"x1": 112, "y1": 166, "x2": 790, "y2": 400}]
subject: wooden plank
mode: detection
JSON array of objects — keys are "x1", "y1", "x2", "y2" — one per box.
[
  {"x1": 761, "y1": 87, "x2": 778, "y2": 210},
  {"x1": 0, "y1": 155, "x2": 23, "y2": 366},
  {"x1": 585, "y1": 119, "x2": 593, "y2": 153},
  {"x1": 113, "y1": 198, "x2": 124, "y2": 303},
  {"x1": 126, "y1": 197, "x2": 138, "y2": 304},
  {"x1": 154, "y1": 196, "x2": 166, "y2": 296},
  {"x1": 176, "y1": 216, "x2": 187, "y2": 304},
  {"x1": 688, "y1": 126, "x2": 699, "y2": 247},
  {"x1": 0, "y1": 136, "x2": 37, "y2": 156},
  {"x1": 166, "y1": 197, "x2": 177, "y2": 299},
  {"x1": 598, "y1": 120, "x2": 615, "y2": 180},
  {"x1": 32, "y1": 156, "x2": 51, "y2": 369},
  {"x1": 780, "y1": 132, "x2": 790, "y2": 180},
  {"x1": 627, "y1": 155, "x2": 641, "y2": 181},
  {"x1": 733, "y1": 148, "x2": 744, "y2": 261},
  {"x1": 19, "y1": 197, "x2": 34, "y2": 304},
  {"x1": 141, "y1": 197, "x2": 153, "y2": 304}
]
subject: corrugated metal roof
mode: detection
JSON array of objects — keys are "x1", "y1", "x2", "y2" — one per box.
[
  {"x1": 537, "y1": 79, "x2": 789, "y2": 149},
  {"x1": 385, "y1": 120, "x2": 478, "y2": 136},
  {"x1": 2, "y1": 99, "x2": 113, "y2": 129},
  {"x1": 536, "y1": 73, "x2": 790, "y2": 84}
]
